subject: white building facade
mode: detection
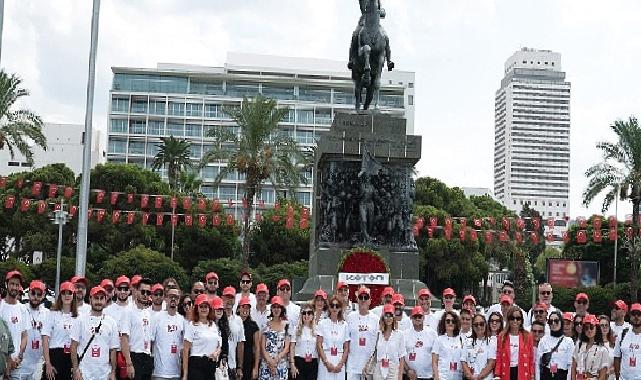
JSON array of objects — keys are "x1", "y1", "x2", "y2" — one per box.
[
  {"x1": 494, "y1": 48, "x2": 570, "y2": 233},
  {"x1": 106, "y1": 53, "x2": 415, "y2": 216}
]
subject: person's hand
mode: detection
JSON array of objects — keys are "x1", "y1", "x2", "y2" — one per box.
[
  {"x1": 73, "y1": 368, "x2": 83, "y2": 380},
  {"x1": 108, "y1": 371, "x2": 116, "y2": 380},
  {"x1": 126, "y1": 363, "x2": 135, "y2": 379},
  {"x1": 209, "y1": 351, "x2": 219, "y2": 362},
  {"x1": 290, "y1": 364, "x2": 298, "y2": 378},
  {"x1": 45, "y1": 362, "x2": 57, "y2": 380},
  {"x1": 325, "y1": 361, "x2": 335, "y2": 372},
  {"x1": 236, "y1": 368, "x2": 243, "y2": 380},
  {"x1": 407, "y1": 368, "x2": 417, "y2": 380},
  {"x1": 181, "y1": 375, "x2": 188, "y2": 380},
  {"x1": 251, "y1": 367, "x2": 258, "y2": 380},
  {"x1": 268, "y1": 360, "x2": 277, "y2": 376},
  {"x1": 334, "y1": 362, "x2": 344, "y2": 373}
]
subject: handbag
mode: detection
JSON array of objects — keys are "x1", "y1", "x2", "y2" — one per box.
[
  {"x1": 540, "y1": 337, "x2": 564, "y2": 368},
  {"x1": 216, "y1": 359, "x2": 229, "y2": 379},
  {"x1": 362, "y1": 332, "x2": 380, "y2": 380}
]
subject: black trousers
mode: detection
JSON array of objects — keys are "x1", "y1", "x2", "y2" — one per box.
[
  {"x1": 540, "y1": 366, "x2": 568, "y2": 380},
  {"x1": 402, "y1": 375, "x2": 432, "y2": 380},
  {"x1": 131, "y1": 352, "x2": 154, "y2": 380},
  {"x1": 294, "y1": 356, "x2": 318, "y2": 380},
  {"x1": 188, "y1": 356, "x2": 217, "y2": 380},
  {"x1": 49, "y1": 348, "x2": 72, "y2": 380},
  {"x1": 510, "y1": 366, "x2": 518, "y2": 380}
]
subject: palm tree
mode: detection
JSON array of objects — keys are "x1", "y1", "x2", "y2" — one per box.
[
  {"x1": 0, "y1": 71, "x2": 46, "y2": 164},
  {"x1": 177, "y1": 171, "x2": 203, "y2": 196},
  {"x1": 152, "y1": 136, "x2": 192, "y2": 190},
  {"x1": 583, "y1": 116, "x2": 641, "y2": 300},
  {"x1": 201, "y1": 95, "x2": 312, "y2": 267}
]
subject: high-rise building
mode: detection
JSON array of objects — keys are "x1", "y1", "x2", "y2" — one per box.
[
  {"x1": 107, "y1": 53, "x2": 415, "y2": 217},
  {"x1": 494, "y1": 48, "x2": 570, "y2": 227}
]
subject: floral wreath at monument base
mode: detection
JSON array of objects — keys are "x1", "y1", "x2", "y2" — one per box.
[{"x1": 337, "y1": 247, "x2": 390, "y2": 308}]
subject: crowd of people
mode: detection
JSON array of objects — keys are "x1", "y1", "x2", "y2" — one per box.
[{"x1": 0, "y1": 270, "x2": 638, "y2": 380}]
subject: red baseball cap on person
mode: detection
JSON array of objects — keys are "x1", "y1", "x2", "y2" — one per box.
[
  {"x1": 206, "y1": 272, "x2": 219, "y2": 281},
  {"x1": 5, "y1": 270, "x2": 22, "y2": 282},
  {"x1": 500, "y1": 294, "x2": 513, "y2": 305},
  {"x1": 382, "y1": 287, "x2": 395, "y2": 297},
  {"x1": 71, "y1": 276, "x2": 88, "y2": 286},
  {"x1": 222, "y1": 286, "x2": 236, "y2": 297},
  {"x1": 89, "y1": 286, "x2": 107, "y2": 297},
  {"x1": 256, "y1": 283, "x2": 269, "y2": 294},
  {"x1": 336, "y1": 281, "x2": 348, "y2": 289},
  {"x1": 534, "y1": 302, "x2": 549, "y2": 311},
  {"x1": 277, "y1": 279, "x2": 291, "y2": 289},
  {"x1": 410, "y1": 306, "x2": 424, "y2": 317},
  {"x1": 463, "y1": 295, "x2": 476, "y2": 305},
  {"x1": 60, "y1": 281, "x2": 74, "y2": 293},
  {"x1": 443, "y1": 288, "x2": 456, "y2": 297},
  {"x1": 270, "y1": 296, "x2": 284, "y2": 306},
  {"x1": 357, "y1": 286, "x2": 371, "y2": 296},
  {"x1": 392, "y1": 293, "x2": 405, "y2": 306},
  {"x1": 29, "y1": 280, "x2": 45, "y2": 292},
  {"x1": 238, "y1": 296, "x2": 251, "y2": 307},
  {"x1": 575, "y1": 293, "x2": 589, "y2": 302},
  {"x1": 115, "y1": 275, "x2": 130, "y2": 287},
  {"x1": 630, "y1": 303, "x2": 641, "y2": 313},
  {"x1": 100, "y1": 279, "x2": 114, "y2": 289},
  {"x1": 583, "y1": 314, "x2": 598, "y2": 325},
  {"x1": 383, "y1": 304, "x2": 395, "y2": 314},
  {"x1": 210, "y1": 296, "x2": 224, "y2": 310},
  {"x1": 562, "y1": 312, "x2": 574, "y2": 321},
  {"x1": 615, "y1": 300, "x2": 628, "y2": 312},
  {"x1": 195, "y1": 294, "x2": 210, "y2": 307},
  {"x1": 417, "y1": 288, "x2": 432, "y2": 298},
  {"x1": 131, "y1": 275, "x2": 142, "y2": 287},
  {"x1": 314, "y1": 289, "x2": 328, "y2": 300},
  {"x1": 151, "y1": 284, "x2": 164, "y2": 293}
]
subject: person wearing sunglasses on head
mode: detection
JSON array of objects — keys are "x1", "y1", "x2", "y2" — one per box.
[
  {"x1": 432, "y1": 310, "x2": 463, "y2": 380},
  {"x1": 346, "y1": 286, "x2": 378, "y2": 380},
  {"x1": 403, "y1": 306, "x2": 437, "y2": 380},
  {"x1": 18, "y1": 280, "x2": 49, "y2": 380},
  {"x1": 613, "y1": 303, "x2": 641, "y2": 380},
  {"x1": 527, "y1": 284, "x2": 557, "y2": 328},
  {"x1": 317, "y1": 296, "x2": 350, "y2": 380},
  {"x1": 574, "y1": 293, "x2": 590, "y2": 318},
  {"x1": 571, "y1": 314, "x2": 609, "y2": 380},
  {"x1": 610, "y1": 300, "x2": 630, "y2": 340},
  {"x1": 494, "y1": 306, "x2": 534, "y2": 380},
  {"x1": 462, "y1": 314, "x2": 496, "y2": 380},
  {"x1": 43, "y1": 281, "x2": 77, "y2": 380},
  {"x1": 204, "y1": 272, "x2": 219, "y2": 300},
  {"x1": 119, "y1": 277, "x2": 154, "y2": 380},
  {"x1": 369, "y1": 304, "x2": 405, "y2": 380},
  {"x1": 234, "y1": 271, "x2": 257, "y2": 312},
  {"x1": 182, "y1": 294, "x2": 221, "y2": 380},
  {"x1": 150, "y1": 287, "x2": 184, "y2": 380},
  {"x1": 537, "y1": 310, "x2": 573, "y2": 380},
  {"x1": 290, "y1": 303, "x2": 318, "y2": 380}
]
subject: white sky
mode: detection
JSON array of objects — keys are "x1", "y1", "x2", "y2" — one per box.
[{"x1": 3, "y1": 0, "x2": 641, "y2": 219}]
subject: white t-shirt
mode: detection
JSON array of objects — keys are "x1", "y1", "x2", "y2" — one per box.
[
  {"x1": 70, "y1": 314, "x2": 119, "y2": 379},
  {"x1": 432, "y1": 334, "x2": 464, "y2": 380},
  {"x1": 184, "y1": 321, "x2": 221, "y2": 357},
  {"x1": 291, "y1": 325, "x2": 318, "y2": 359},
  {"x1": 614, "y1": 328, "x2": 641, "y2": 380},
  {"x1": 0, "y1": 301, "x2": 29, "y2": 360},
  {"x1": 151, "y1": 311, "x2": 184, "y2": 378},
  {"x1": 611, "y1": 321, "x2": 631, "y2": 339},
  {"x1": 316, "y1": 319, "x2": 350, "y2": 354},
  {"x1": 375, "y1": 329, "x2": 405, "y2": 379},
  {"x1": 537, "y1": 335, "x2": 574, "y2": 370},
  {"x1": 251, "y1": 306, "x2": 270, "y2": 332},
  {"x1": 397, "y1": 314, "x2": 412, "y2": 332},
  {"x1": 573, "y1": 342, "x2": 610, "y2": 376},
  {"x1": 24, "y1": 304, "x2": 48, "y2": 366},
  {"x1": 403, "y1": 327, "x2": 438, "y2": 378},
  {"x1": 77, "y1": 303, "x2": 92, "y2": 316},
  {"x1": 285, "y1": 302, "x2": 301, "y2": 337},
  {"x1": 120, "y1": 306, "x2": 153, "y2": 355},
  {"x1": 346, "y1": 311, "x2": 379, "y2": 374},
  {"x1": 42, "y1": 310, "x2": 75, "y2": 350},
  {"x1": 509, "y1": 335, "x2": 520, "y2": 367},
  {"x1": 104, "y1": 302, "x2": 129, "y2": 335},
  {"x1": 423, "y1": 312, "x2": 440, "y2": 332},
  {"x1": 463, "y1": 336, "x2": 497, "y2": 380},
  {"x1": 227, "y1": 314, "x2": 246, "y2": 369}
]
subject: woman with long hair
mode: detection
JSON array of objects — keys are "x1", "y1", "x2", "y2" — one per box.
[
  {"x1": 42, "y1": 281, "x2": 78, "y2": 380},
  {"x1": 371, "y1": 304, "x2": 405, "y2": 380},
  {"x1": 316, "y1": 296, "x2": 350, "y2": 380},
  {"x1": 181, "y1": 294, "x2": 221, "y2": 380},
  {"x1": 494, "y1": 306, "x2": 534, "y2": 380},
  {"x1": 238, "y1": 296, "x2": 260, "y2": 380},
  {"x1": 212, "y1": 296, "x2": 231, "y2": 374},
  {"x1": 432, "y1": 310, "x2": 464, "y2": 380},
  {"x1": 598, "y1": 315, "x2": 616, "y2": 380},
  {"x1": 573, "y1": 315, "x2": 584, "y2": 342},
  {"x1": 313, "y1": 289, "x2": 328, "y2": 323},
  {"x1": 571, "y1": 315, "x2": 609, "y2": 380},
  {"x1": 258, "y1": 296, "x2": 290, "y2": 380},
  {"x1": 178, "y1": 294, "x2": 194, "y2": 321},
  {"x1": 290, "y1": 303, "x2": 318, "y2": 379},
  {"x1": 463, "y1": 314, "x2": 496, "y2": 380},
  {"x1": 537, "y1": 310, "x2": 574, "y2": 380},
  {"x1": 489, "y1": 311, "x2": 504, "y2": 337}
]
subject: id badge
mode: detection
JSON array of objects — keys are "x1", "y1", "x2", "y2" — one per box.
[
  {"x1": 171, "y1": 344, "x2": 177, "y2": 354},
  {"x1": 408, "y1": 352, "x2": 416, "y2": 361},
  {"x1": 577, "y1": 374, "x2": 585, "y2": 380},
  {"x1": 330, "y1": 346, "x2": 338, "y2": 356},
  {"x1": 63, "y1": 344, "x2": 70, "y2": 354},
  {"x1": 31, "y1": 340, "x2": 39, "y2": 349},
  {"x1": 359, "y1": 337, "x2": 366, "y2": 346},
  {"x1": 381, "y1": 358, "x2": 390, "y2": 368},
  {"x1": 91, "y1": 346, "x2": 100, "y2": 358},
  {"x1": 449, "y1": 362, "x2": 458, "y2": 371},
  {"x1": 550, "y1": 363, "x2": 558, "y2": 373},
  {"x1": 470, "y1": 368, "x2": 475, "y2": 375},
  {"x1": 630, "y1": 356, "x2": 637, "y2": 367},
  {"x1": 304, "y1": 353, "x2": 312, "y2": 363}
]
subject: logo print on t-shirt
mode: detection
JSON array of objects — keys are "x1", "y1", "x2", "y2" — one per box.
[
  {"x1": 358, "y1": 324, "x2": 369, "y2": 332},
  {"x1": 167, "y1": 324, "x2": 178, "y2": 332},
  {"x1": 415, "y1": 340, "x2": 423, "y2": 348},
  {"x1": 143, "y1": 318, "x2": 149, "y2": 326},
  {"x1": 11, "y1": 316, "x2": 18, "y2": 324}
]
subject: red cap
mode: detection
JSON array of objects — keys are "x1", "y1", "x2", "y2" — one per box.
[
  {"x1": 383, "y1": 304, "x2": 395, "y2": 314},
  {"x1": 583, "y1": 314, "x2": 598, "y2": 325},
  {"x1": 615, "y1": 300, "x2": 628, "y2": 312},
  {"x1": 115, "y1": 275, "x2": 130, "y2": 287},
  {"x1": 357, "y1": 286, "x2": 371, "y2": 296},
  {"x1": 631, "y1": 303, "x2": 641, "y2": 313},
  {"x1": 382, "y1": 287, "x2": 395, "y2": 297},
  {"x1": 222, "y1": 286, "x2": 236, "y2": 297},
  {"x1": 277, "y1": 279, "x2": 291, "y2": 289},
  {"x1": 60, "y1": 281, "x2": 75, "y2": 293},
  {"x1": 392, "y1": 293, "x2": 405, "y2": 306},
  {"x1": 71, "y1": 276, "x2": 88, "y2": 286},
  {"x1": 463, "y1": 295, "x2": 476, "y2": 305},
  {"x1": 5, "y1": 270, "x2": 22, "y2": 282},
  {"x1": 29, "y1": 280, "x2": 45, "y2": 292},
  {"x1": 417, "y1": 288, "x2": 432, "y2": 298},
  {"x1": 443, "y1": 288, "x2": 456, "y2": 297},
  {"x1": 100, "y1": 279, "x2": 114, "y2": 289},
  {"x1": 499, "y1": 294, "x2": 513, "y2": 305},
  {"x1": 131, "y1": 275, "x2": 142, "y2": 287},
  {"x1": 575, "y1": 293, "x2": 589, "y2": 302},
  {"x1": 238, "y1": 296, "x2": 251, "y2": 307},
  {"x1": 336, "y1": 281, "x2": 348, "y2": 289},
  {"x1": 210, "y1": 296, "x2": 224, "y2": 310},
  {"x1": 562, "y1": 312, "x2": 574, "y2": 321},
  {"x1": 410, "y1": 306, "x2": 424, "y2": 317},
  {"x1": 256, "y1": 283, "x2": 269, "y2": 294},
  {"x1": 314, "y1": 289, "x2": 328, "y2": 300},
  {"x1": 89, "y1": 286, "x2": 107, "y2": 297},
  {"x1": 195, "y1": 294, "x2": 210, "y2": 307},
  {"x1": 151, "y1": 283, "x2": 164, "y2": 293},
  {"x1": 534, "y1": 302, "x2": 549, "y2": 311},
  {"x1": 270, "y1": 296, "x2": 284, "y2": 306},
  {"x1": 206, "y1": 272, "x2": 219, "y2": 281}
]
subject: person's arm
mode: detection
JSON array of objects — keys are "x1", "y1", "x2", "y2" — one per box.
[
  {"x1": 571, "y1": 357, "x2": 577, "y2": 380},
  {"x1": 70, "y1": 339, "x2": 80, "y2": 380},
  {"x1": 478, "y1": 358, "x2": 495, "y2": 379},
  {"x1": 109, "y1": 348, "x2": 117, "y2": 380},
  {"x1": 613, "y1": 357, "x2": 621, "y2": 380},
  {"x1": 236, "y1": 341, "x2": 244, "y2": 378},
  {"x1": 252, "y1": 332, "x2": 261, "y2": 379},
  {"x1": 182, "y1": 340, "x2": 191, "y2": 380},
  {"x1": 289, "y1": 339, "x2": 297, "y2": 377},
  {"x1": 598, "y1": 366, "x2": 608, "y2": 380},
  {"x1": 397, "y1": 353, "x2": 404, "y2": 380},
  {"x1": 120, "y1": 334, "x2": 134, "y2": 379},
  {"x1": 279, "y1": 336, "x2": 291, "y2": 360},
  {"x1": 42, "y1": 336, "x2": 55, "y2": 378},
  {"x1": 336, "y1": 340, "x2": 349, "y2": 373},
  {"x1": 432, "y1": 352, "x2": 440, "y2": 380},
  {"x1": 462, "y1": 361, "x2": 474, "y2": 380},
  {"x1": 316, "y1": 335, "x2": 332, "y2": 372}
]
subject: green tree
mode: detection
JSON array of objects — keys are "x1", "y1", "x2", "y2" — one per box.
[
  {"x1": 201, "y1": 96, "x2": 312, "y2": 266},
  {"x1": 191, "y1": 258, "x2": 245, "y2": 290},
  {"x1": 534, "y1": 247, "x2": 562, "y2": 282},
  {"x1": 90, "y1": 163, "x2": 170, "y2": 195},
  {"x1": 152, "y1": 136, "x2": 192, "y2": 190},
  {"x1": 177, "y1": 171, "x2": 203, "y2": 196},
  {"x1": 583, "y1": 116, "x2": 641, "y2": 300},
  {"x1": 0, "y1": 71, "x2": 46, "y2": 165}
]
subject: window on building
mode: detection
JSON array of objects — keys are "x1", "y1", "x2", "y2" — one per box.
[
  {"x1": 299, "y1": 87, "x2": 331, "y2": 103},
  {"x1": 201, "y1": 186, "x2": 215, "y2": 199},
  {"x1": 185, "y1": 124, "x2": 202, "y2": 138},
  {"x1": 149, "y1": 100, "x2": 166, "y2": 115},
  {"x1": 227, "y1": 82, "x2": 259, "y2": 98},
  {"x1": 189, "y1": 145, "x2": 202, "y2": 159},
  {"x1": 261, "y1": 84, "x2": 294, "y2": 100},
  {"x1": 129, "y1": 120, "x2": 146, "y2": 135},
  {"x1": 146, "y1": 142, "x2": 160, "y2": 156},
  {"x1": 534, "y1": 201, "x2": 537, "y2": 206},
  {"x1": 333, "y1": 89, "x2": 355, "y2": 105},
  {"x1": 260, "y1": 189, "x2": 275, "y2": 204},
  {"x1": 128, "y1": 141, "x2": 145, "y2": 155},
  {"x1": 314, "y1": 109, "x2": 332, "y2": 125},
  {"x1": 296, "y1": 130, "x2": 315, "y2": 144},
  {"x1": 556, "y1": 212, "x2": 560, "y2": 216},
  {"x1": 185, "y1": 103, "x2": 203, "y2": 117},
  {"x1": 408, "y1": 95, "x2": 414, "y2": 106},
  {"x1": 296, "y1": 109, "x2": 314, "y2": 125},
  {"x1": 166, "y1": 123, "x2": 184, "y2": 137},
  {"x1": 148, "y1": 121, "x2": 165, "y2": 136},
  {"x1": 168, "y1": 102, "x2": 185, "y2": 116},
  {"x1": 108, "y1": 139, "x2": 127, "y2": 154},
  {"x1": 562, "y1": 203, "x2": 566, "y2": 207},
  {"x1": 408, "y1": 82, "x2": 414, "y2": 88},
  {"x1": 218, "y1": 185, "x2": 237, "y2": 200},
  {"x1": 109, "y1": 119, "x2": 127, "y2": 133},
  {"x1": 131, "y1": 100, "x2": 148, "y2": 114},
  {"x1": 204, "y1": 104, "x2": 222, "y2": 118},
  {"x1": 295, "y1": 192, "x2": 312, "y2": 206},
  {"x1": 111, "y1": 97, "x2": 129, "y2": 113},
  {"x1": 513, "y1": 200, "x2": 516, "y2": 205},
  {"x1": 8, "y1": 161, "x2": 19, "y2": 167},
  {"x1": 201, "y1": 166, "x2": 220, "y2": 180},
  {"x1": 21, "y1": 162, "x2": 32, "y2": 167},
  {"x1": 190, "y1": 81, "x2": 224, "y2": 96}
]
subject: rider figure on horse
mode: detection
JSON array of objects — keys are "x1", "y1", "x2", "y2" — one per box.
[{"x1": 348, "y1": 0, "x2": 391, "y2": 70}]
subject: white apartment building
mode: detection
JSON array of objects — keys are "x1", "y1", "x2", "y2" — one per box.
[
  {"x1": 494, "y1": 48, "x2": 570, "y2": 235},
  {"x1": 106, "y1": 52, "x2": 415, "y2": 216}
]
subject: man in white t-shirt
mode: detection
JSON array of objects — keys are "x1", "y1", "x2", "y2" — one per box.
[
  {"x1": 372, "y1": 286, "x2": 395, "y2": 316},
  {"x1": 392, "y1": 293, "x2": 411, "y2": 331},
  {"x1": 335, "y1": 281, "x2": 353, "y2": 316},
  {"x1": 15, "y1": 280, "x2": 49, "y2": 380},
  {"x1": 100, "y1": 279, "x2": 115, "y2": 308},
  {"x1": 416, "y1": 288, "x2": 439, "y2": 331},
  {"x1": 104, "y1": 275, "x2": 131, "y2": 335},
  {"x1": 234, "y1": 271, "x2": 256, "y2": 311},
  {"x1": 345, "y1": 286, "x2": 379, "y2": 380},
  {"x1": 433, "y1": 287, "x2": 459, "y2": 323},
  {"x1": 149, "y1": 283, "x2": 164, "y2": 316},
  {"x1": 611, "y1": 299, "x2": 630, "y2": 339},
  {"x1": 614, "y1": 302, "x2": 641, "y2": 380},
  {"x1": 120, "y1": 278, "x2": 154, "y2": 380},
  {"x1": 222, "y1": 286, "x2": 246, "y2": 379},
  {"x1": 71, "y1": 276, "x2": 91, "y2": 316},
  {"x1": 526, "y1": 283, "x2": 558, "y2": 325},
  {"x1": 403, "y1": 306, "x2": 438, "y2": 380},
  {"x1": 277, "y1": 279, "x2": 300, "y2": 336},
  {"x1": 251, "y1": 283, "x2": 270, "y2": 332},
  {"x1": 70, "y1": 286, "x2": 119, "y2": 380},
  {"x1": 151, "y1": 287, "x2": 183, "y2": 380},
  {"x1": 204, "y1": 272, "x2": 219, "y2": 300},
  {"x1": 0, "y1": 270, "x2": 27, "y2": 376}
]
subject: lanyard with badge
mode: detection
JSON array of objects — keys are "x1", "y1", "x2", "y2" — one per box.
[
  {"x1": 303, "y1": 327, "x2": 314, "y2": 362},
  {"x1": 576, "y1": 344, "x2": 599, "y2": 380},
  {"x1": 407, "y1": 331, "x2": 423, "y2": 363},
  {"x1": 62, "y1": 312, "x2": 73, "y2": 353},
  {"x1": 329, "y1": 322, "x2": 340, "y2": 357},
  {"x1": 27, "y1": 308, "x2": 42, "y2": 350},
  {"x1": 448, "y1": 336, "x2": 462, "y2": 372}
]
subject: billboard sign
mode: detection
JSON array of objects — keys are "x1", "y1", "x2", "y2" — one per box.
[{"x1": 547, "y1": 259, "x2": 599, "y2": 288}]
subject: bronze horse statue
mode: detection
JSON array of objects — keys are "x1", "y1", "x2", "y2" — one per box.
[{"x1": 349, "y1": 0, "x2": 394, "y2": 110}]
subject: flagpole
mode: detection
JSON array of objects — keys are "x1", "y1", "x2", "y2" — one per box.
[
  {"x1": 0, "y1": 0, "x2": 5, "y2": 66},
  {"x1": 75, "y1": 0, "x2": 101, "y2": 276}
]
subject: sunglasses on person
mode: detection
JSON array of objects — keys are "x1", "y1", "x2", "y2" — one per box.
[
  {"x1": 302, "y1": 310, "x2": 314, "y2": 316},
  {"x1": 508, "y1": 315, "x2": 522, "y2": 321},
  {"x1": 153, "y1": 292, "x2": 164, "y2": 297},
  {"x1": 139, "y1": 290, "x2": 151, "y2": 296},
  {"x1": 240, "y1": 279, "x2": 252, "y2": 284},
  {"x1": 358, "y1": 295, "x2": 370, "y2": 301},
  {"x1": 207, "y1": 280, "x2": 218, "y2": 285},
  {"x1": 583, "y1": 324, "x2": 596, "y2": 330},
  {"x1": 574, "y1": 321, "x2": 583, "y2": 326},
  {"x1": 599, "y1": 323, "x2": 609, "y2": 329},
  {"x1": 473, "y1": 322, "x2": 486, "y2": 328},
  {"x1": 445, "y1": 318, "x2": 456, "y2": 324},
  {"x1": 30, "y1": 291, "x2": 43, "y2": 297},
  {"x1": 183, "y1": 301, "x2": 193, "y2": 307},
  {"x1": 502, "y1": 289, "x2": 514, "y2": 295},
  {"x1": 532, "y1": 329, "x2": 545, "y2": 335},
  {"x1": 539, "y1": 291, "x2": 552, "y2": 296},
  {"x1": 444, "y1": 295, "x2": 455, "y2": 300},
  {"x1": 61, "y1": 290, "x2": 73, "y2": 296},
  {"x1": 198, "y1": 304, "x2": 210, "y2": 310},
  {"x1": 167, "y1": 295, "x2": 180, "y2": 300},
  {"x1": 279, "y1": 286, "x2": 291, "y2": 291},
  {"x1": 330, "y1": 303, "x2": 341, "y2": 309},
  {"x1": 118, "y1": 287, "x2": 129, "y2": 292},
  {"x1": 534, "y1": 309, "x2": 546, "y2": 315},
  {"x1": 412, "y1": 315, "x2": 424, "y2": 319},
  {"x1": 548, "y1": 318, "x2": 561, "y2": 325},
  {"x1": 383, "y1": 313, "x2": 394, "y2": 318},
  {"x1": 193, "y1": 289, "x2": 205, "y2": 295},
  {"x1": 576, "y1": 300, "x2": 588, "y2": 305},
  {"x1": 630, "y1": 311, "x2": 641, "y2": 317}
]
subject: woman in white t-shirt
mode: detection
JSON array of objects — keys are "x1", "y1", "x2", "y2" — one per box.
[
  {"x1": 371, "y1": 304, "x2": 405, "y2": 380},
  {"x1": 463, "y1": 314, "x2": 496, "y2": 380},
  {"x1": 537, "y1": 310, "x2": 574, "y2": 380},
  {"x1": 571, "y1": 314, "x2": 609, "y2": 380},
  {"x1": 42, "y1": 281, "x2": 77, "y2": 380},
  {"x1": 313, "y1": 290, "x2": 328, "y2": 324},
  {"x1": 432, "y1": 310, "x2": 463, "y2": 380},
  {"x1": 290, "y1": 303, "x2": 318, "y2": 379},
  {"x1": 598, "y1": 315, "x2": 616, "y2": 380},
  {"x1": 181, "y1": 294, "x2": 221, "y2": 380},
  {"x1": 317, "y1": 296, "x2": 350, "y2": 380}
]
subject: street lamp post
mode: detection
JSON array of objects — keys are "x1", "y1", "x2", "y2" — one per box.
[
  {"x1": 51, "y1": 198, "x2": 71, "y2": 295},
  {"x1": 614, "y1": 184, "x2": 621, "y2": 285}
]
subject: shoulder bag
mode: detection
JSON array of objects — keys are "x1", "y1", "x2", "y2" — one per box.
[{"x1": 362, "y1": 331, "x2": 380, "y2": 380}]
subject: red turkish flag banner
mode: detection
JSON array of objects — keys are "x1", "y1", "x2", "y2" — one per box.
[
  {"x1": 15, "y1": 178, "x2": 23, "y2": 188},
  {"x1": 593, "y1": 230, "x2": 602, "y2": 243},
  {"x1": 182, "y1": 197, "x2": 192, "y2": 210},
  {"x1": 171, "y1": 214, "x2": 178, "y2": 226},
  {"x1": 198, "y1": 214, "x2": 207, "y2": 227},
  {"x1": 578, "y1": 217, "x2": 587, "y2": 229},
  {"x1": 48, "y1": 184, "x2": 58, "y2": 199},
  {"x1": 301, "y1": 207, "x2": 309, "y2": 220},
  {"x1": 37, "y1": 201, "x2": 47, "y2": 214},
  {"x1": 259, "y1": 199, "x2": 265, "y2": 208},
  {"x1": 199, "y1": 198, "x2": 207, "y2": 211},
  {"x1": 274, "y1": 201, "x2": 280, "y2": 210},
  {"x1": 427, "y1": 227, "x2": 434, "y2": 238},
  {"x1": 213, "y1": 214, "x2": 221, "y2": 226},
  {"x1": 54, "y1": 203, "x2": 61, "y2": 211},
  {"x1": 170, "y1": 197, "x2": 177, "y2": 209},
  {"x1": 625, "y1": 215, "x2": 633, "y2": 225},
  {"x1": 110, "y1": 192, "x2": 119, "y2": 206},
  {"x1": 459, "y1": 229, "x2": 466, "y2": 241},
  {"x1": 285, "y1": 216, "x2": 294, "y2": 230},
  {"x1": 609, "y1": 228, "x2": 617, "y2": 241},
  {"x1": 470, "y1": 229, "x2": 477, "y2": 241},
  {"x1": 87, "y1": 209, "x2": 93, "y2": 219},
  {"x1": 530, "y1": 232, "x2": 539, "y2": 244},
  {"x1": 444, "y1": 228, "x2": 452, "y2": 240},
  {"x1": 212, "y1": 199, "x2": 220, "y2": 212},
  {"x1": 96, "y1": 209, "x2": 106, "y2": 222},
  {"x1": 141, "y1": 195, "x2": 149, "y2": 208},
  {"x1": 226, "y1": 214, "x2": 234, "y2": 226},
  {"x1": 112, "y1": 210, "x2": 121, "y2": 224},
  {"x1": 227, "y1": 199, "x2": 233, "y2": 208},
  {"x1": 31, "y1": 182, "x2": 43, "y2": 196},
  {"x1": 272, "y1": 214, "x2": 281, "y2": 222},
  {"x1": 287, "y1": 205, "x2": 294, "y2": 218},
  {"x1": 546, "y1": 233, "x2": 554, "y2": 242},
  {"x1": 499, "y1": 231, "x2": 508, "y2": 242},
  {"x1": 96, "y1": 191, "x2": 105, "y2": 204},
  {"x1": 593, "y1": 216, "x2": 602, "y2": 231},
  {"x1": 445, "y1": 218, "x2": 452, "y2": 229},
  {"x1": 484, "y1": 230, "x2": 493, "y2": 243},
  {"x1": 532, "y1": 218, "x2": 541, "y2": 231},
  {"x1": 127, "y1": 193, "x2": 134, "y2": 204},
  {"x1": 0, "y1": 177, "x2": 6, "y2": 189},
  {"x1": 516, "y1": 218, "x2": 525, "y2": 231},
  {"x1": 142, "y1": 212, "x2": 150, "y2": 225},
  {"x1": 625, "y1": 226, "x2": 634, "y2": 239},
  {"x1": 299, "y1": 218, "x2": 309, "y2": 230},
  {"x1": 156, "y1": 213, "x2": 164, "y2": 226},
  {"x1": 185, "y1": 214, "x2": 193, "y2": 226},
  {"x1": 430, "y1": 217, "x2": 438, "y2": 228},
  {"x1": 608, "y1": 216, "x2": 617, "y2": 228},
  {"x1": 412, "y1": 225, "x2": 420, "y2": 237},
  {"x1": 515, "y1": 232, "x2": 523, "y2": 244},
  {"x1": 502, "y1": 217, "x2": 510, "y2": 231},
  {"x1": 127, "y1": 212, "x2": 135, "y2": 225},
  {"x1": 242, "y1": 198, "x2": 248, "y2": 209},
  {"x1": 154, "y1": 196, "x2": 163, "y2": 209},
  {"x1": 459, "y1": 218, "x2": 467, "y2": 228},
  {"x1": 577, "y1": 230, "x2": 587, "y2": 244},
  {"x1": 20, "y1": 198, "x2": 30, "y2": 212},
  {"x1": 64, "y1": 186, "x2": 73, "y2": 199},
  {"x1": 70, "y1": 205, "x2": 78, "y2": 217},
  {"x1": 473, "y1": 219, "x2": 482, "y2": 228},
  {"x1": 562, "y1": 231, "x2": 569, "y2": 243},
  {"x1": 547, "y1": 217, "x2": 555, "y2": 229},
  {"x1": 4, "y1": 195, "x2": 15, "y2": 209}
]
